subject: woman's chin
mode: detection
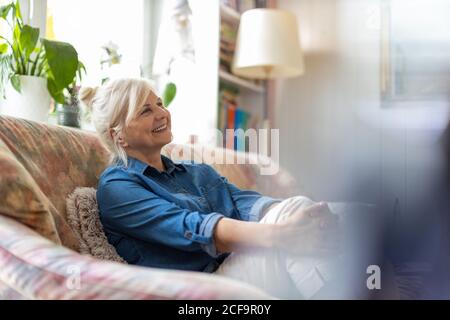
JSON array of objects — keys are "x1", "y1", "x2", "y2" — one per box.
[{"x1": 157, "y1": 130, "x2": 173, "y2": 144}]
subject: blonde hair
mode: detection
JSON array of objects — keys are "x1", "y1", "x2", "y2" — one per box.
[{"x1": 79, "y1": 78, "x2": 154, "y2": 167}]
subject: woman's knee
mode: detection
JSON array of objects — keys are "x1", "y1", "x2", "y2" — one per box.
[
  {"x1": 262, "y1": 195, "x2": 316, "y2": 224},
  {"x1": 282, "y1": 196, "x2": 316, "y2": 211}
]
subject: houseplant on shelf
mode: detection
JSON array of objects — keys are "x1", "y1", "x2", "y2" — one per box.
[
  {"x1": 0, "y1": 0, "x2": 79, "y2": 123},
  {"x1": 56, "y1": 61, "x2": 86, "y2": 128}
]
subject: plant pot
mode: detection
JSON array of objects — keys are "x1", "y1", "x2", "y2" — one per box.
[
  {"x1": 0, "y1": 75, "x2": 51, "y2": 123},
  {"x1": 56, "y1": 103, "x2": 81, "y2": 128}
]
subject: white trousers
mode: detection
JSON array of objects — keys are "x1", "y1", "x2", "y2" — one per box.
[{"x1": 214, "y1": 196, "x2": 340, "y2": 299}]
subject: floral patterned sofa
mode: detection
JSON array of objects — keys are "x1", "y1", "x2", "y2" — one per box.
[{"x1": 0, "y1": 115, "x2": 300, "y2": 300}]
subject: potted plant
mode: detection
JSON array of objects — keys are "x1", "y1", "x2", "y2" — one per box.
[
  {"x1": 56, "y1": 62, "x2": 86, "y2": 128},
  {"x1": 0, "y1": 1, "x2": 80, "y2": 123}
]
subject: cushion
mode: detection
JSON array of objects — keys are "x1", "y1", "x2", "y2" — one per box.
[
  {"x1": 0, "y1": 278, "x2": 26, "y2": 300},
  {"x1": 66, "y1": 187, "x2": 126, "y2": 263},
  {"x1": 0, "y1": 145, "x2": 63, "y2": 246},
  {"x1": 0, "y1": 116, "x2": 110, "y2": 230}
]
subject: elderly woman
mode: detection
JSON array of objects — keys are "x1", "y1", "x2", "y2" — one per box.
[{"x1": 80, "y1": 78, "x2": 340, "y2": 299}]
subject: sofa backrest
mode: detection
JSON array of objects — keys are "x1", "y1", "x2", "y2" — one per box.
[
  {"x1": 0, "y1": 116, "x2": 300, "y2": 246},
  {"x1": 162, "y1": 144, "x2": 300, "y2": 198},
  {"x1": 0, "y1": 116, "x2": 110, "y2": 224}
]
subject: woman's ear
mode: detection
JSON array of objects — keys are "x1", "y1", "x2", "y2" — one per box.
[
  {"x1": 109, "y1": 128, "x2": 116, "y2": 141},
  {"x1": 110, "y1": 128, "x2": 129, "y2": 148},
  {"x1": 118, "y1": 135, "x2": 129, "y2": 148}
]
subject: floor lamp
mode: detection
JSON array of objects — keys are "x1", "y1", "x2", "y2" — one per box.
[{"x1": 232, "y1": 8, "x2": 305, "y2": 125}]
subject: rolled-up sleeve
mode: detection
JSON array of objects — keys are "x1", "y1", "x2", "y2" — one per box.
[
  {"x1": 223, "y1": 178, "x2": 282, "y2": 221},
  {"x1": 97, "y1": 180, "x2": 224, "y2": 258},
  {"x1": 202, "y1": 164, "x2": 282, "y2": 222}
]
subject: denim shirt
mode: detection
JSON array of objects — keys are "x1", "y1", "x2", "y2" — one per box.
[{"x1": 96, "y1": 155, "x2": 281, "y2": 273}]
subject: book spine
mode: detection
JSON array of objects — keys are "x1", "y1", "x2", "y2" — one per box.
[{"x1": 226, "y1": 104, "x2": 236, "y2": 150}]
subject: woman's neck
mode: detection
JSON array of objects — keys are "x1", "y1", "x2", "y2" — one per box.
[{"x1": 127, "y1": 149, "x2": 165, "y2": 172}]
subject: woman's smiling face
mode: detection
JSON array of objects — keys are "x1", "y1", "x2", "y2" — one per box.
[{"x1": 122, "y1": 89, "x2": 173, "y2": 153}]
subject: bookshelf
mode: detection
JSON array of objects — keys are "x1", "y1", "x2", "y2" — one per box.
[
  {"x1": 219, "y1": 70, "x2": 265, "y2": 93},
  {"x1": 217, "y1": 0, "x2": 269, "y2": 151}
]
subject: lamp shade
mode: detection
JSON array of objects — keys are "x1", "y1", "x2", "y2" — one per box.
[{"x1": 232, "y1": 9, "x2": 305, "y2": 79}]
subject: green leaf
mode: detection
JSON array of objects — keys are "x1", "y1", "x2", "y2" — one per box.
[
  {"x1": 19, "y1": 24, "x2": 39, "y2": 59},
  {"x1": 10, "y1": 74, "x2": 21, "y2": 92},
  {"x1": 162, "y1": 82, "x2": 177, "y2": 108},
  {"x1": 30, "y1": 46, "x2": 44, "y2": 76},
  {"x1": 76, "y1": 60, "x2": 86, "y2": 82},
  {"x1": 0, "y1": 3, "x2": 13, "y2": 19},
  {"x1": 13, "y1": 19, "x2": 20, "y2": 39},
  {"x1": 12, "y1": 21, "x2": 20, "y2": 52},
  {"x1": 14, "y1": 0, "x2": 22, "y2": 21},
  {"x1": 41, "y1": 38, "x2": 78, "y2": 91},
  {"x1": 0, "y1": 43, "x2": 8, "y2": 54},
  {"x1": 47, "y1": 77, "x2": 65, "y2": 104}
]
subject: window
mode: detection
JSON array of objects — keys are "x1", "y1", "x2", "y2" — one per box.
[
  {"x1": 46, "y1": 0, "x2": 144, "y2": 86},
  {"x1": 153, "y1": 0, "x2": 219, "y2": 145}
]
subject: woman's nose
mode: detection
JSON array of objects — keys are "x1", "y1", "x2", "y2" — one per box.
[{"x1": 155, "y1": 107, "x2": 168, "y2": 119}]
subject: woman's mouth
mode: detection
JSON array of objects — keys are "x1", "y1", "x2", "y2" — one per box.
[{"x1": 152, "y1": 123, "x2": 168, "y2": 133}]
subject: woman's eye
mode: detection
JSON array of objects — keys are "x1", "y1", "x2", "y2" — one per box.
[{"x1": 141, "y1": 108, "x2": 152, "y2": 115}]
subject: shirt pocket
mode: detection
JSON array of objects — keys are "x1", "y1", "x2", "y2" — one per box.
[
  {"x1": 202, "y1": 178, "x2": 235, "y2": 215},
  {"x1": 203, "y1": 176, "x2": 224, "y2": 191},
  {"x1": 172, "y1": 190, "x2": 211, "y2": 212}
]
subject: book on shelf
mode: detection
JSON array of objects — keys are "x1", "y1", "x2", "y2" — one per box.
[
  {"x1": 218, "y1": 85, "x2": 256, "y2": 152},
  {"x1": 218, "y1": 85, "x2": 238, "y2": 132},
  {"x1": 234, "y1": 108, "x2": 250, "y2": 152},
  {"x1": 220, "y1": 21, "x2": 237, "y2": 72}
]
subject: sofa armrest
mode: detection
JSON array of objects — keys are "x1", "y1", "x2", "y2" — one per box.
[{"x1": 0, "y1": 215, "x2": 273, "y2": 300}]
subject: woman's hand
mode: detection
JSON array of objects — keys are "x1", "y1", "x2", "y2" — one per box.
[
  {"x1": 214, "y1": 202, "x2": 340, "y2": 256},
  {"x1": 272, "y1": 202, "x2": 341, "y2": 257}
]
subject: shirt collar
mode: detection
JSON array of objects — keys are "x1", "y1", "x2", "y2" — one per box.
[{"x1": 126, "y1": 155, "x2": 185, "y2": 175}]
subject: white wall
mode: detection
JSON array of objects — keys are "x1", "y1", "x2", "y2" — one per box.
[
  {"x1": 275, "y1": 0, "x2": 449, "y2": 211},
  {"x1": 275, "y1": 0, "x2": 383, "y2": 203}
]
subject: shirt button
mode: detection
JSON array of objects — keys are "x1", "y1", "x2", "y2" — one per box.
[{"x1": 184, "y1": 231, "x2": 193, "y2": 239}]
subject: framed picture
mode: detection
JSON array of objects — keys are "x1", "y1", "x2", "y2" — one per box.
[{"x1": 380, "y1": 0, "x2": 450, "y2": 104}]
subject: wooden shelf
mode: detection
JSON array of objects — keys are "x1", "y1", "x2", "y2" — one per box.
[
  {"x1": 220, "y1": 4, "x2": 241, "y2": 24},
  {"x1": 219, "y1": 70, "x2": 265, "y2": 93}
]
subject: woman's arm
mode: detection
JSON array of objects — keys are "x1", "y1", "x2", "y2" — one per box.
[
  {"x1": 214, "y1": 218, "x2": 275, "y2": 253},
  {"x1": 214, "y1": 202, "x2": 340, "y2": 257},
  {"x1": 201, "y1": 164, "x2": 281, "y2": 222}
]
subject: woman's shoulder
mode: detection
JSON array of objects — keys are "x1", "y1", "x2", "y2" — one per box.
[
  {"x1": 98, "y1": 163, "x2": 133, "y2": 186},
  {"x1": 174, "y1": 159, "x2": 207, "y2": 169},
  {"x1": 178, "y1": 160, "x2": 221, "y2": 177}
]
